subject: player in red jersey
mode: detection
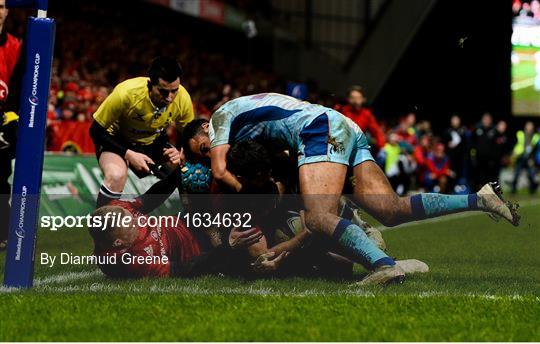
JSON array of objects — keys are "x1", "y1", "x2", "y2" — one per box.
[
  {"x1": 0, "y1": 0, "x2": 22, "y2": 250},
  {"x1": 91, "y1": 199, "x2": 200, "y2": 278},
  {"x1": 88, "y1": 170, "x2": 283, "y2": 278}
]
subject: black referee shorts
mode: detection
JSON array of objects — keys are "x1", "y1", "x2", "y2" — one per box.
[{"x1": 95, "y1": 136, "x2": 174, "y2": 179}]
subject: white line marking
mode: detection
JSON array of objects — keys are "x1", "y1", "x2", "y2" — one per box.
[
  {"x1": 0, "y1": 270, "x2": 102, "y2": 293},
  {"x1": 0, "y1": 286, "x2": 18, "y2": 293},
  {"x1": 25, "y1": 283, "x2": 540, "y2": 302},
  {"x1": 33, "y1": 269, "x2": 102, "y2": 286},
  {"x1": 1, "y1": 199, "x2": 536, "y2": 294}
]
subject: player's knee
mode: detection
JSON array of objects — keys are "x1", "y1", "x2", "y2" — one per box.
[{"x1": 103, "y1": 169, "x2": 128, "y2": 191}]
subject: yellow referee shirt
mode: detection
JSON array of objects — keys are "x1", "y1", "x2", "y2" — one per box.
[{"x1": 93, "y1": 77, "x2": 194, "y2": 145}]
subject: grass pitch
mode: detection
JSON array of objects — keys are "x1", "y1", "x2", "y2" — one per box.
[
  {"x1": 0, "y1": 196, "x2": 539, "y2": 341},
  {"x1": 512, "y1": 45, "x2": 540, "y2": 116}
]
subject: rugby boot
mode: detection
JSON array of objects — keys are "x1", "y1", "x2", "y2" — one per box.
[
  {"x1": 396, "y1": 259, "x2": 429, "y2": 274},
  {"x1": 477, "y1": 182, "x2": 520, "y2": 226},
  {"x1": 351, "y1": 264, "x2": 405, "y2": 286}
]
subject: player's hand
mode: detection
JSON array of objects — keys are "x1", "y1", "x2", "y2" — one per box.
[
  {"x1": 251, "y1": 251, "x2": 289, "y2": 273},
  {"x1": 229, "y1": 227, "x2": 263, "y2": 249},
  {"x1": 178, "y1": 147, "x2": 186, "y2": 166},
  {"x1": 125, "y1": 149, "x2": 154, "y2": 173},
  {"x1": 163, "y1": 146, "x2": 181, "y2": 165}
]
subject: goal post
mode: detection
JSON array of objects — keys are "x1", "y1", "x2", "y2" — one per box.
[{"x1": 3, "y1": 0, "x2": 55, "y2": 288}]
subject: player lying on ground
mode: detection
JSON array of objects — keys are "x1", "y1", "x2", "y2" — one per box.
[
  {"x1": 89, "y1": 56, "x2": 194, "y2": 207},
  {"x1": 215, "y1": 140, "x2": 428, "y2": 282},
  {"x1": 184, "y1": 93, "x2": 520, "y2": 285},
  {"x1": 88, "y1": 162, "x2": 406, "y2": 282},
  {"x1": 88, "y1": 171, "x2": 300, "y2": 278}
]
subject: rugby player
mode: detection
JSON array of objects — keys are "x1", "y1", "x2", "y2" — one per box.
[
  {"x1": 184, "y1": 93, "x2": 520, "y2": 285},
  {"x1": 88, "y1": 171, "x2": 289, "y2": 278},
  {"x1": 90, "y1": 56, "x2": 194, "y2": 207},
  {"x1": 0, "y1": 0, "x2": 22, "y2": 250},
  {"x1": 90, "y1": 203, "x2": 266, "y2": 278},
  {"x1": 220, "y1": 140, "x2": 428, "y2": 281}
]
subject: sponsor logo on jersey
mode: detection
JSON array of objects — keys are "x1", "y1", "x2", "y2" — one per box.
[
  {"x1": 144, "y1": 246, "x2": 154, "y2": 256},
  {"x1": 328, "y1": 135, "x2": 345, "y2": 154}
]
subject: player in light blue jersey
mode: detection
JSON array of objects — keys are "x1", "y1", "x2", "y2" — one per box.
[{"x1": 184, "y1": 93, "x2": 520, "y2": 285}]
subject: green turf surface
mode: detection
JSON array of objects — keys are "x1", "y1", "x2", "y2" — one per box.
[
  {"x1": 0, "y1": 197, "x2": 539, "y2": 341},
  {"x1": 512, "y1": 45, "x2": 540, "y2": 116},
  {"x1": 1, "y1": 294, "x2": 538, "y2": 341}
]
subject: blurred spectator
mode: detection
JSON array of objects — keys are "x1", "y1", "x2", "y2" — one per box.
[
  {"x1": 60, "y1": 102, "x2": 76, "y2": 121},
  {"x1": 535, "y1": 131, "x2": 540, "y2": 167},
  {"x1": 442, "y1": 114, "x2": 469, "y2": 185},
  {"x1": 382, "y1": 132, "x2": 416, "y2": 195},
  {"x1": 520, "y1": 1, "x2": 534, "y2": 17},
  {"x1": 513, "y1": 0, "x2": 523, "y2": 15},
  {"x1": 531, "y1": 0, "x2": 540, "y2": 19},
  {"x1": 471, "y1": 112, "x2": 498, "y2": 189},
  {"x1": 213, "y1": 83, "x2": 242, "y2": 111},
  {"x1": 413, "y1": 134, "x2": 432, "y2": 189},
  {"x1": 394, "y1": 112, "x2": 418, "y2": 149},
  {"x1": 191, "y1": 91, "x2": 211, "y2": 120},
  {"x1": 415, "y1": 120, "x2": 432, "y2": 138},
  {"x1": 424, "y1": 143, "x2": 455, "y2": 193},
  {"x1": 511, "y1": 121, "x2": 539, "y2": 194},
  {"x1": 494, "y1": 120, "x2": 513, "y2": 171},
  {"x1": 335, "y1": 85, "x2": 386, "y2": 152}
]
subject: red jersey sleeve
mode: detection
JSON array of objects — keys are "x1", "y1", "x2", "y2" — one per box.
[
  {"x1": 0, "y1": 34, "x2": 22, "y2": 102},
  {"x1": 363, "y1": 109, "x2": 386, "y2": 149},
  {"x1": 413, "y1": 146, "x2": 426, "y2": 167}
]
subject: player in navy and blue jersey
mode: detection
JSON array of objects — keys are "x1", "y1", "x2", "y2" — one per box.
[
  {"x1": 184, "y1": 93, "x2": 520, "y2": 285},
  {"x1": 207, "y1": 93, "x2": 373, "y2": 170}
]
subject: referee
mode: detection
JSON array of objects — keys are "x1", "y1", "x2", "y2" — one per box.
[{"x1": 90, "y1": 56, "x2": 194, "y2": 207}]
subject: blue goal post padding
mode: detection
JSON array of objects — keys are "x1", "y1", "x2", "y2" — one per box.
[{"x1": 3, "y1": 17, "x2": 55, "y2": 289}]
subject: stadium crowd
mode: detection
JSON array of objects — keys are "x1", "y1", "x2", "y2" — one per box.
[
  {"x1": 513, "y1": 0, "x2": 540, "y2": 19},
  {"x1": 4, "y1": 1, "x2": 540, "y2": 196},
  {"x1": 331, "y1": 87, "x2": 538, "y2": 196}
]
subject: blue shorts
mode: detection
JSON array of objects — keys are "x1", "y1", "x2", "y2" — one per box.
[{"x1": 296, "y1": 110, "x2": 374, "y2": 167}]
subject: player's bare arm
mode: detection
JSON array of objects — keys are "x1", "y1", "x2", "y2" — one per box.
[{"x1": 210, "y1": 144, "x2": 242, "y2": 192}]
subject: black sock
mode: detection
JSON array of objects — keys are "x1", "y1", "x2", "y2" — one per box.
[{"x1": 96, "y1": 184, "x2": 122, "y2": 208}]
